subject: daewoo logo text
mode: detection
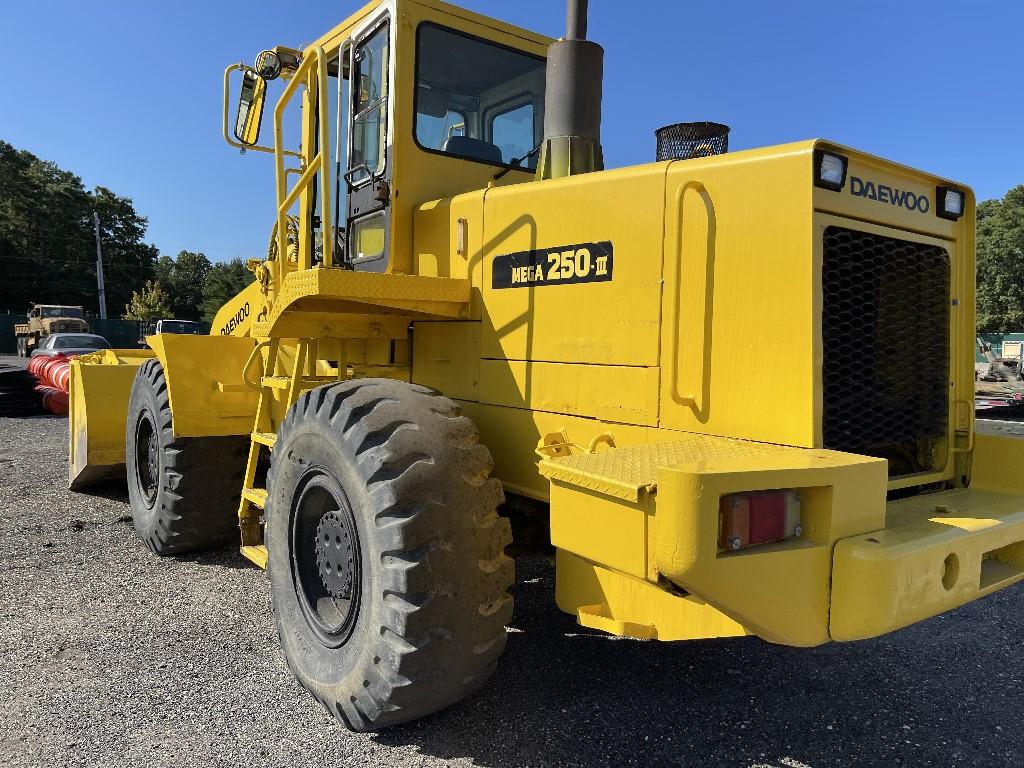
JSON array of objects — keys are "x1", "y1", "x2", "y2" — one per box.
[
  {"x1": 849, "y1": 176, "x2": 930, "y2": 213},
  {"x1": 219, "y1": 302, "x2": 250, "y2": 336}
]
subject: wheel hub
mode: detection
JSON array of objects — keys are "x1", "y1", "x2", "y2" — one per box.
[
  {"x1": 290, "y1": 471, "x2": 362, "y2": 646},
  {"x1": 134, "y1": 412, "x2": 159, "y2": 505},
  {"x1": 315, "y1": 510, "x2": 354, "y2": 599}
]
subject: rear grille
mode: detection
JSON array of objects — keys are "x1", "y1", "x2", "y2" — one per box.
[{"x1": 821, "y1": 226, "x2": 950, "y2": 477}]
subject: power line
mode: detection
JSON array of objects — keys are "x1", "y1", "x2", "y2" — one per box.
[
  {"x1": 1, "y1": 233, "x2": 255, "y2": 254},
  {"x1": 0, "y1": 255, "x2": 153, "y2": 270}
]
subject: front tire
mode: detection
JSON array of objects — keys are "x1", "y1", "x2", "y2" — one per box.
[
  {"x1": 125, "y1": 359, "x2": 248, "y2": 555},
  {"x1": 266, "y1": 379, "x2": 514, "y2": 731}
]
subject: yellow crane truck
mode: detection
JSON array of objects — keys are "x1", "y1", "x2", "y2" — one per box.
[{"x1": 68, "y1": 0, "x2": 1024, "y2": 731}]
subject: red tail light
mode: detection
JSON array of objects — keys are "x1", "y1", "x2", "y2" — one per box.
[{"x1": 719, "y1": 490, "x2": 802, "y2": 552}]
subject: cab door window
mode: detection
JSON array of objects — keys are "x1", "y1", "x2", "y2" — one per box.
[{"x1": 350, "y1": 24, "x2": 389, "y2": 185}]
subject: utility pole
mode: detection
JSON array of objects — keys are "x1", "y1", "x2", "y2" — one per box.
[{"x1": 93, "y1": 211, "x2": 108, "y2": 320}]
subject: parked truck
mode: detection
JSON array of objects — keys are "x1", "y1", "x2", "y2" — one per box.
[
  {"x1": 137, "y1": 319, "x2": 205, "y2": 347},
  {"x1": 67, "y1": 0, "x2": 1024, "y2": 734},
  {"x1": 15, "y1": 304, "x2": 90, "y2": 357}
]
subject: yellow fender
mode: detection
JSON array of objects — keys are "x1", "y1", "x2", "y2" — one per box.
[
  {"x1": 211, "y1": 279, "x2": 264, "y2": 337},
  {"x1": 145, "y1": 333, "x2": 259, "y2": 436}
]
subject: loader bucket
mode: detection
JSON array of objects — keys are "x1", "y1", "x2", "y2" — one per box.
[{"x1": 69, "y1": 349, "x2": 156, "y2": 489}]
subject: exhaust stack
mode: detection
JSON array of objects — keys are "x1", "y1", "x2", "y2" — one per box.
[{"x1": 536, "y1": 0, "x2": 604, "y2": 180}]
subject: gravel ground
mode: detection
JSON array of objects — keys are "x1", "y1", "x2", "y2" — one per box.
[
  {"x1": 2, "y1": 355, "x2": 1024, "y2": 767},
  {"x1": 977, "y1": 407, "x2": 1024, "y2": 438}
]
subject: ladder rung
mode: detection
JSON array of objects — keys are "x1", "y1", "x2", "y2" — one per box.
[
  {"x1": 251, "y1": 431, "x2": 277, "y2": 447},
  {"x1": 240, "y1": 545, "x2": 268, "y2": 569},
  {"x1": 261, "y1": 376, "x2": 290, "y2": 390},
  {"x1": 261, "y1": 375, "x2": 336, "y2": 391},
  {"x1": 242, "y1": 488, "x2": 268, "y2": 508}
]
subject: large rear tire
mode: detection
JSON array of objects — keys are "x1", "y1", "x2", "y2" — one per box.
[
  {"x1": 125, "y1": 359, "x2": 248, "y2": 555},
  {"x1": 265, "y1": 378, "x2": 514, "y2": 731}
]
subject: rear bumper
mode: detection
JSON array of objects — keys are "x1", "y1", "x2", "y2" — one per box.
[
  {"x1": 831, "y1": 489, "x2": 1024, "y2": 640},
  {"x1": 831, "y1": 432, "x2": 1024, "y2": 639},
  {"x1": 545, "y1": 436, "x2": 891, "y2": 647},
  {"x1": 544, "y1": 432, "x2": 1024, "y2": 646}
]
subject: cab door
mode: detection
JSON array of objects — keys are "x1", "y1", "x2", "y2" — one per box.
[{"x1": 345, "y1": 17, "x2": 392, "y2": 272}]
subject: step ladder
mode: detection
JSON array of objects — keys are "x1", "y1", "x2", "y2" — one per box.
[{"x1": 237, "y1": 338, "x2": 338, "y2": 568}]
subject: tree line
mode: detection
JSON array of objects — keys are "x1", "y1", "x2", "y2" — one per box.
[
  {"x1": 125, "y1": 250, "x2": 254, "y2": 321},
  {"x1": 0, "y1": 140, "x2": 253, "y2": 323}
]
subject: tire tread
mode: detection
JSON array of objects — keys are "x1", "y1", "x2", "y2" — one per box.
[{"x1": 127, "y1": 359, "x2": 248, "y2": 555}]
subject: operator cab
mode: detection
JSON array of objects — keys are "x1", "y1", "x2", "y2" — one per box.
[{"x1": 226, "y1": 0, "x2": 551, "y2": 276}]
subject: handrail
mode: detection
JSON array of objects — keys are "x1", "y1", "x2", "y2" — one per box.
[
  {"x1": 222, "y1": 64, "x2": 301, "y2": 159},
  {"x1": 241, "y1": 340, "x2": 273, "y2": 390},
  {"x1": 668, "y1": 180, "x2": 713, "y2": 410},
  {"x1": 273, "y1": 46, "x2": 334, "y2": 271}
]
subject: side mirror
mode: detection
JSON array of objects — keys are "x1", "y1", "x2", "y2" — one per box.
[{"x1": 234, "y1": 69, "x2": 267, "y2": 146}]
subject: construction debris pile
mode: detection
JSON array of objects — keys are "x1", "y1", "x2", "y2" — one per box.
[{"x1": 976, "y1": 338, "x2": 1024, "y2": 410}]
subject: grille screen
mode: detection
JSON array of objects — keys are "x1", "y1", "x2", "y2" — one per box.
[{"x1": 822, "y1": 227, "x2": 950, "y2": 477}]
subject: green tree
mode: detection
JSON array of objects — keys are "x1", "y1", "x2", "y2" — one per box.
[
  {"x1": 123, "y1": 280, "x2": 172, "y2": 320},
  {"x1": 977, "y1": 186, "x2": 1024, "y2": 332},
  {"x1": 0, "y1": 140, "x2": 157, "y2": 314},
  {"x1": 152, "y1": 250, "x2": 212, "y2": 319},
  {"x1": 153, "y1": 254, "x2": 176, "y2": 293},
  {"x1": 201, "y1": 259, "x2": 255, "y2": 321}
]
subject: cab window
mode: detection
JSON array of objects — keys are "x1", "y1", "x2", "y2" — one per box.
[
  {"x1": 416, "y1": 107, "x2": 466, "y2": 150},
  {"x1": 489, "y1": 101, "x2": 534, "y2": 167},
  {"x1": 415, "y1": 24, "x2": 545, "y2": 169}
]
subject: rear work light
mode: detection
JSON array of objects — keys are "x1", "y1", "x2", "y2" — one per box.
[
  {"x1": 814, "y1": 150, "x2": 848, "y2": 191},
  {"x1": 936, "y1": 185, "x2": 965, "y2": 220},
  {"x1": 719, "y1": 490, "x2": 802, "y2": 552}
]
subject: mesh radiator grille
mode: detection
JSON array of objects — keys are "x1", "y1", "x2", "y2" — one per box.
[{"x1": 821, "y1": 226, "x2": 950, "y2": 477}]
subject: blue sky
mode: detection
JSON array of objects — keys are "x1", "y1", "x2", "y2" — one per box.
[{"x1": 1, "y1": 1, "x2": 1021, "y2": 263}]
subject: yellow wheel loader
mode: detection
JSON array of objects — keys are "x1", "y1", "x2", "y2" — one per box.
[{"x1": 69, "y1": 0, "x2": 1024, "y2": 731}]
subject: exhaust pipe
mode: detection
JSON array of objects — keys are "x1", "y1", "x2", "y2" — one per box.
[
  {"x1": 566, "y1": 0, "x2": 588, "y2": 40},
  {"x1": 536, "y1": 0, "x2": 604, "y2": 180}
]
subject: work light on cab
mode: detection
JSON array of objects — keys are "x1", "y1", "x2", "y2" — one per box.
[
  {"x1": 813, "y1": 150, "x2": 848, "y2": 191},
  {"x1": 255, "y1": 50, "x2": 282, "y2": 80},
  {"x1": 936, "y1": 185, "x2": 965, "y2": 220},
  {"x1": 719, "y1": 490, "x2": 802, "y2": 552}
]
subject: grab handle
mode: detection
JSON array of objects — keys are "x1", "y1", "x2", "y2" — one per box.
[{"x1": 667, "y1": 180, "x2": 712, "y2": 409}]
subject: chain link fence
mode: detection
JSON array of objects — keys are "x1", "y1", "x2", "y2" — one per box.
[{"x1": 0, "y1": 313, "x2": 210, "y2": 353}]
